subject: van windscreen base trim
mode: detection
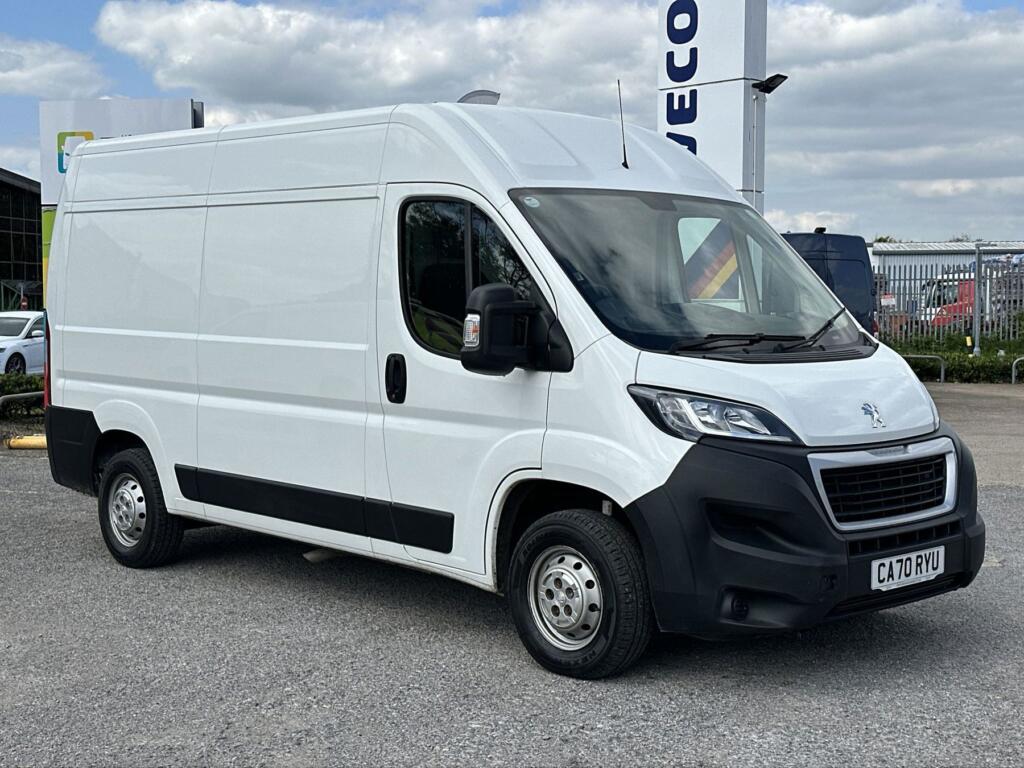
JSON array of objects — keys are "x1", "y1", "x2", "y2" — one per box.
[{"x1": 174, "y1": 465, "x2": 454, "y2": 554}]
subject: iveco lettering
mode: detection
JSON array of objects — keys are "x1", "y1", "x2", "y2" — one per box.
[
  {"x1": 663, "y1": 0, "x2": 699, "y2": 152},
  {"x1": 44, "y1": 104, "x2": 985, "y2": 678}
]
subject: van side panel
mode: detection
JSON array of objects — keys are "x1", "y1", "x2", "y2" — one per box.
[
  {"x1": 75, "y1": 143, "x2": 214, "y2": 201},
  {"x1": 210, "y1": 126, "x2": 386, "y2": 194},
  {"x1": 196, "y1": 192, "x2": 378, "y2": 551},
  {"x1": 61, "y1": 205, "x2": 206, "y2": 505}
]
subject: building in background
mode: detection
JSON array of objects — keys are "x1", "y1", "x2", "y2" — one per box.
[
  {"x1": 0, "y1": 168, "x2": 42, "y2": 311},
  {"x1": 870, "y1": 241, "x2": 1024, "y2": 271},
  {"x1": 871, "y1": 241, "x2": 1024, "y2": 343}
]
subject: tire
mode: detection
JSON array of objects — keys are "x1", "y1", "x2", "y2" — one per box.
[
  {"x1": 508, "y1": 509, "x2": 653, "y2": 679},
  {"x1": 97, "y1": 448, "x2": 184, "y2": 568},
  {"x1": 4, "y1": 354, "x2": 25, "y2": 374}
]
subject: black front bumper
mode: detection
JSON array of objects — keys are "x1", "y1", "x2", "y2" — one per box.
[{"x1": 623, "y1": 422, "x2": 985, "y2": 637}]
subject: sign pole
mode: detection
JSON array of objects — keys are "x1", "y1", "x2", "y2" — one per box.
[{"x1": 658, "y1": 0, "x2": 769, "y2": 211}]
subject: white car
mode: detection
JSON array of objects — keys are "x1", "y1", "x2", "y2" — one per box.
[{"x1": 0, "y1": 311, "x2": 46, "y2": 375}]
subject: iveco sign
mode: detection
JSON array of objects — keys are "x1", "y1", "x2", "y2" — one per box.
[
  {"x1": 663, "y1": 0, "x2": 699, "y2": 153},
  {"x1": 658, "y1": 0, "x2": 767, "y2": 210}
]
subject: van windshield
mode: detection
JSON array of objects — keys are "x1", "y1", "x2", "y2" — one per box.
[{"x1": 511, "y1": 189, "x2": 867, "y2": 355}]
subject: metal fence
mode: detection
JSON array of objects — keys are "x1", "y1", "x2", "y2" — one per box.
[{"x1": 875, "y1": 257, "x2": 1024, "y2": 344}]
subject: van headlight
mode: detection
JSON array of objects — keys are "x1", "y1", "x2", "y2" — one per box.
[{"x1": 628, "y1": 385, "x2": 798, "y2": 443}]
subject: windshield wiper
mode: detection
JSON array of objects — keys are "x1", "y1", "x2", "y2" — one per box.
[
  {"x1": 670, "y1": 333, "x2": 805, "y2": 353},
  {"x1": 780, "y1": 307, "x2": 848, "y2": 352}
]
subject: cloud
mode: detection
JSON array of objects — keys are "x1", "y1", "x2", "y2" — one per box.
[
  {"x1": 0, "y1": 145, "x2": 40, "y2": 180},
  {"x1": 899, "y1": 176, "x2": 1024, "y2": 197},
  {"x1": 0, "y1": 35, "x2": 108, "y2": 98},
  {"x1": 765, "y1": 209, "x2": 857, "y2": 232},
  {"x1": 90, "y1": 0, "x2": 1024, "y2": 239},
  {"x1": 764, "y1": 1, "x2": 1024, "y2": 239},
  {"x1": 95, "y1": 0, "x2": 657, "y2": 122},
  {"x1": 202, "y1": 104, "x2": 285, "y2": 127},
  {"x1": 897, "y1": 179, "x2": 979, "y2": 198}
]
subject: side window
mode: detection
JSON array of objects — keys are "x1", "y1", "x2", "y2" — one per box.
[
  {"x1": 29, "y1": 318, "x2": 44, "y2": 336},
  {"x1": 473, "y1": 208, "x2": 534, "y2": 300},
  {"x1": 401, "y1": 199, "x2": 535, "y2": 356},
  {"x1": 402, "y1": 201, "x2": 467, "y2": 355}
]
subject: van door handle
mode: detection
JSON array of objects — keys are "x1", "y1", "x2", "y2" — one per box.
[{"x1": 385, "y1": 354, "x2": 407, "y2": 404}]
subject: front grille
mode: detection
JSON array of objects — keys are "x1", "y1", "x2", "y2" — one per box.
[
  {"x1": 848, "y1": 519, "x2": 961, "y2": 558},
  {"x1": 821, "y1": 454, "x2": 947, "y2": 526}
]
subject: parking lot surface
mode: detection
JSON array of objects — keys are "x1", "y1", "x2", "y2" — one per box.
[{"x1": 1, "y1": 388, "x2": 1022, "y2": 766}]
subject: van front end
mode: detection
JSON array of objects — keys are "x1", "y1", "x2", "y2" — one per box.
[
  {"x1": 511, "y1": 185, "x2": 986, "y2": 654},
  {"x1": 623, "y1": 421, "x2": 985, "y2": 637}
]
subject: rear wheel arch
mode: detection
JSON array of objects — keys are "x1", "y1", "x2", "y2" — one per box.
[
  {"x1": 493, "y1": 478, "x2": 641, "y2": 594},
  {"x1": 92, "y1": 430, "x2": 150, "y2": 494}
]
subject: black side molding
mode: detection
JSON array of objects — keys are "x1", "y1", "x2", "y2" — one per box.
[
  {"x1": 175, "y1": 465, "x2": 454, "y2": 554},
  {"x1": 45, "y1": 406, "x2": 101, "y2": 494}
]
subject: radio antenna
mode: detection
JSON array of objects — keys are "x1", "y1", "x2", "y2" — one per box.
[{"x1": 617, "y1": 79, "x2": 629, "y2": 169}]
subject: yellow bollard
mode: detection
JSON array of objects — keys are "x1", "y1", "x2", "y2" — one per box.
[{"x1": 4, "y1": 435, "x2": 47, "y2": 450}]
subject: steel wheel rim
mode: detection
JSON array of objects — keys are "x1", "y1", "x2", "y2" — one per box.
[
  {"x1": 108, "y1": 473, "x2": 147, "y2": 548},
  {"x1": 527, "y1": 545, "x2": 604, "y2": 651}
]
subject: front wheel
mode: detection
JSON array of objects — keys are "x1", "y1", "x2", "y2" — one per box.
[{"x1": 508, "y1": 509, "x2": 653, "y2": 679}]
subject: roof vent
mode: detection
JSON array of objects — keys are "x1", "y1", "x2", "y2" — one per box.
[{"x1": 457, "y1": 90, "x2": 501, "y2": 105}]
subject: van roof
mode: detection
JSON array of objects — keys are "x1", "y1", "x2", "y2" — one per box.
[{"x1": 70, "y1": 103, "x2": 742, "y2": 204}]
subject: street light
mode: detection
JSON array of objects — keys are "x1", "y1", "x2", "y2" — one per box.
[{"x1": 752, "y1": 74, "x2": 788, "y2": 94}]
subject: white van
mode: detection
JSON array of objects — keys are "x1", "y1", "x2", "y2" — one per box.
[{"x1": 45, "y1": 104, "x2": 985, "y2": 678}]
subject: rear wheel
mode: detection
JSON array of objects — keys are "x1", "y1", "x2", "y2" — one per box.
[
  {"x1": 4, "y1": 354, "x2": 25, "y2": 374},
  {"x1": 508, "y1": 509, "x2": 653, "y2": 679},
  {"x1": 98, "y1": 448, "x2": 183, "y2": 568}
]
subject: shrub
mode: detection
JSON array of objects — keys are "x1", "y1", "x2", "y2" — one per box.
[
  {"x1": 0, "y1": 373, "x2": 45, "y2": 417},
  {"x1": 899, "y1": 350, "x2": 1018, "y2": 384}
]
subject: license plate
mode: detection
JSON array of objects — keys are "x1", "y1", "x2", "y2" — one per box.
[{"x1": 870, "y1": 546, "x2": 945, "y2": 591}]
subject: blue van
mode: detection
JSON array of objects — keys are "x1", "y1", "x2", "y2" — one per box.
[{"x1": 782, "y1": 231, "x2": 877, "y2": 333}]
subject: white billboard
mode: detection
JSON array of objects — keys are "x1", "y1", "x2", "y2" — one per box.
[
  {"x1": 658, "y1": 0, "x2": 767, "y2": 209},
  {"x1": 38, "y1": 98, "x2": 202, "y2": 205}
]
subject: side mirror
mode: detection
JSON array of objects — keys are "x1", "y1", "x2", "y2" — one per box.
[
  {"x1": 460, "y1": 284, "x2": 536, "y2": 375},
  {"x1": 30, "y1": 330, "x2": 44, "y2": 339}
]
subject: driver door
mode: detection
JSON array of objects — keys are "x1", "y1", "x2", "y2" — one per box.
[{"x1": 373, "y1": 184, "x2": 553, "y2": 575}]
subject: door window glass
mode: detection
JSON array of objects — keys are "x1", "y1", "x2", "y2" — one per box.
[
  {"x1": 28, "y1": 317, "x2": 44, "y2": 336},
  {"x1": 401, "y1": 200, "x2": 534, "y2": 356},
  {"x1": 473, "y1": 208, "x2": 534, "y2": 300}
]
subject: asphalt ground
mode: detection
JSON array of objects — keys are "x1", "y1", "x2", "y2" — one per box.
[{"x1": 1, "y1": 386, "x2": 1021, "y2": 766}]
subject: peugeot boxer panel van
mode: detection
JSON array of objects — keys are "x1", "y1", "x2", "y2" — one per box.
[{"x1": 45, "y1": 104, "x2": 985, "y2": 678}]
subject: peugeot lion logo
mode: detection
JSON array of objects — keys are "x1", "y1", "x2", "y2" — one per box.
[{"x1": 862, "y1": 402, "x2": 886, "y2": 429}]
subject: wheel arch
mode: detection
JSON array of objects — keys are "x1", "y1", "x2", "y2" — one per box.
[
  {"x1": 490, "y1": 476, "x2": 642, "y2": 594},
  {"x1": 92, "y1": 429, "x2": 150, "y2": 493},
  {"x1": 4, "y1": 350, "x2": 26, "y2": 370}
]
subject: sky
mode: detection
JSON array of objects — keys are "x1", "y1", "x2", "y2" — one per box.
[{"x1": 1, "y1": 0, "x2": 1022, "y2": 240}]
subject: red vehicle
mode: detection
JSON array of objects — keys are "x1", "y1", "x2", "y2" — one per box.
[{"x1": 920, "y1": 273, "x2": 978, "y2": 328}]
